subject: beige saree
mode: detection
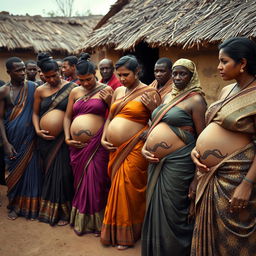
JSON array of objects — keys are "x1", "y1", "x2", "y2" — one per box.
[{"x1": 191, "y1": 85, "x2": 256, "y2": 256}]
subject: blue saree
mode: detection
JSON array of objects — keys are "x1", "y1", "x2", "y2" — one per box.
[{"x1": 4, "y1": 81, "x2": 42, "y2": 219}]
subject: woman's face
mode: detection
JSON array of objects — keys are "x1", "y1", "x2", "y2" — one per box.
[
  {"x1": 43, "y1": 70, "x2": 61, "y2": 87},
  {"x1": 78, "y1": 73, "x2": 96, "y2": 90},
  {"x1": 217, "y1": 49, "x2": 241, "y2": 80},
  {"x1": 172, "y1": 66, "x2": 192, "y2": 90},
  {"x1": 116, "y1": 66, "x2": 137, "y2": 88}
]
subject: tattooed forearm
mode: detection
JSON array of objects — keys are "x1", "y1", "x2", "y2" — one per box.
[
  {"x1": 200, "y1": 149, "x2": 228, "y2": 160},
  {"x1": 147, "y1": 141, "x2": 172, "y2": 152},
  {"x1": 73, "y1": 129, "x2": 93, "y2": 137}
]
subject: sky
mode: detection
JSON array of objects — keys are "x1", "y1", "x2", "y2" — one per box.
[{"x1": 0, "y1": 0, "x2": 116, "y2": 16}]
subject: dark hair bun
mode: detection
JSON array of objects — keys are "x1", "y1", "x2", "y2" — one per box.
[
  {"x1": 79, "y1": 53, "x2": 90, "y2": 62},
  {"x1": 37, "y1": 52, "x2": 52, "y2": 67}
]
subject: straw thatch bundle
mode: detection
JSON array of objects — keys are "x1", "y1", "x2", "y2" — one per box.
[
  {"x1": 80, "y1": 0, "x2": 256, "y2": 51},
  {"x1": 0, "y1": 13, "x2": 101, "y2": 53}
]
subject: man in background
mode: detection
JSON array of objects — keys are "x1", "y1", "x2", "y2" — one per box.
[
  {"x1": 25, "y1": 60, "x2": 38, "y2": 82},
  {"x1": 99, "y1": 58, "x2": 122, "y2": 90},
  {"x1": 62, "y1": 56, "x2": 80, "y2": 84}
]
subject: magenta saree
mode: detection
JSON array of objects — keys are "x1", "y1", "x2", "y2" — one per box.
[{"x1": 69, "y1": 98, "x2": 110, "y2": 235}]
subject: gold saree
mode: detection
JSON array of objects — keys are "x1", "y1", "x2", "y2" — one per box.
[{"x1": 192, "y1": 85, "x2": 256, "y2": 256}]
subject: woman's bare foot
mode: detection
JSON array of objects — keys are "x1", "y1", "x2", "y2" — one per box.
[
  {"x1": 116, "y1": 245, "x2": 129, "y2": 250},
  {"x1": 57, "y1": 220, "x2": 69, "y2": 226},
  {"x1": 8, "y1": 210, "x2": 18, "y2": 220}
]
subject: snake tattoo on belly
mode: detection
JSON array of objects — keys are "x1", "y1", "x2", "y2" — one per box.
[
  {"x1": 147, "y1": 141, "x2": 172, "y2": 152},
  {"x1": 73, "y1": 129, "x2": 93, "y2": 137},
  {"x1": 200, "y1": 149, "x2": 228, "y2": 160}
]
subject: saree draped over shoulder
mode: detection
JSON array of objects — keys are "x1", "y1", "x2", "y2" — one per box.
[
  {"x1": 150, "y1": 78, "x2": 172, "y2": 101},
  {"x1": 38, "y1": 82, "x2": 75, "y2": 225},
  {"x1": 5, "y1": 81, "x2": 42, "y2": 219},
  {"x1": 69, "y1": 98, "x2": 110, "y2": 235},
  {"x1": 142, "y1": 104, "x2": 196, "y2": 256},
  {"x1": 100, "y1": 97, "x2": 151, "y2": 246},
  {"x1": 191, "y1": 86, "x2": 256, "y2": 256}
]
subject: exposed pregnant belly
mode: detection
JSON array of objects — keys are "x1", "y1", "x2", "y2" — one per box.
[
  {"x1": 40, "y1": 109, "x2": 64, "y2": 137},
  {"x1": 145, "y1": 122, "x2": 186, "y2": 159},
  {"x1": 106, "y1": 117, "x2": 145, "y2": 147},
  {"x1": 71, "y1": 114, "x2": 104, "y2": 143},
  {"x1": 196, "y1": 122, "x2": 251, "y2": 167}
]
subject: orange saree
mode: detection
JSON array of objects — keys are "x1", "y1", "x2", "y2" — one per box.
[{"x1": 101, "y1": 99, "x2": 151, "y2": 246}]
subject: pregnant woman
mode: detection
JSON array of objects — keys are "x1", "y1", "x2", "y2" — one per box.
[
  {"x1": 100, "y1": 55, "x2": 161, "y2": 250},
  {"x1": 63, "y1": 53, "x2": 112, "y2": 236},
  {"x1": 141, "y1": 58, "x2": 207, "y2": 256},
  {"x1": 33, "y1": 53, "x2": 76, "y2": 226},
  {"x1": 191, "y1": 37, "x2": 256, "y2": 256}
]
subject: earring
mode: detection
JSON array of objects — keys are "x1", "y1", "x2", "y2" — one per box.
[{"x1": 240, "y1": 68, "x2": 244, "y2": 73}]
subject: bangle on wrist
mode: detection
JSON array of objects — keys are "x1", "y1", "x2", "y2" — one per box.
[{"x1": 243, "y1": 176, "x2": 255, "y2": 185}]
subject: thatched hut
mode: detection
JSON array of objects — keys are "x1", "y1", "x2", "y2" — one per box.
[
  {"x1": 0, "y1": 12, "x2": 101, "y2": 81},
  {"x1": 80, "y1": 0, "x2": 256, "y2": 103}
]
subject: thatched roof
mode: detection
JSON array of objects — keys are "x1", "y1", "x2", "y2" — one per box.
[
  {"x1": 0, "y1": 13, "x2": 102, "y2": 53},
  {"x1": 81, "y1": 0, "x2": 256, "y2": 51}
]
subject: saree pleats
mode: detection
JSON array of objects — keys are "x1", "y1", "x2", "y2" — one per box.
[
  {"x1": 38, "y1": 134, "x2": 74, "y2": 225},
  {"x1": 191, "y1": 144, "x2": 256, "y2": 256},
  {"x1": 5, "y1": 81, "x2": 42, "y2": 219},
  {"x1": 69, "y1": 98, "x2": 110, "y2": 235},
  {"x1": 69, "y1": 143, "x2": 109, "y2": 235},
  {"x1": 101, "y1": 138, "x2": 148, "y2": 246},
  {"x1": 38, "y1": 83, "x2": 74, "y2": 225},
  {"x1": 142, "y1": 143, "x2": 195, "y2": 256}
]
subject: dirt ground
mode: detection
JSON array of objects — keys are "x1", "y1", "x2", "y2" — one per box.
[{"x1": 0, "y1": 185, "x2": 141, "y2": 256}]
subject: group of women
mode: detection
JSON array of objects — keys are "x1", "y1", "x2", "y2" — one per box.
[{"x1": 3, "y1": 37, "x2": 256, "y2": 256}]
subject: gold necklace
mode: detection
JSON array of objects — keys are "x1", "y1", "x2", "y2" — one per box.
[{"x1": 223, "y1": 77, "x2": 256, "y2": 102}]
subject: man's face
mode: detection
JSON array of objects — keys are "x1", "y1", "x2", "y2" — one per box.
[
  {"x1": 26, "y1": 63, "x2": 38, "y2": 81},
  {"x1": 9, "y1": 62, "x2": 26, "y2": 83},
  {"x1": 99, "y1": 62, "x2": 114, "y2": 81},
  {"x1": 62, "y1": 61, "x2": 75, "y2": 77},
  {"x1": 154, "y1": 63, "x2": 171, "y2": 86}
]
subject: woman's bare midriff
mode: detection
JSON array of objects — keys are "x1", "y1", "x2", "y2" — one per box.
[
  {"x1": 71, "y1": 114, "x2": 104, "y2": 143},
  {"x1": 106, "y1": 117, "x2": 145, "y2": 146},
  {"x1": 145, "y1": 122, "x2": 186, "y2": 159},
  {"x1": 196, "y1": 122, "x2": 251, "y2": 167},
  {"x1": 40, "y1": 109, "x2": 65, "y2": 137}
]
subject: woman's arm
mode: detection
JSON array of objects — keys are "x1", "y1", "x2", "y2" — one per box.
[
  {"x1": 229, "y1": 116, "x2": 256, "y2": 212},
  {"x1": 190, "y1": 95, "x2": 210, "y2": 172},
  {"x1": 63, "y1": 89, "x2": 85, "y2": 148},
  {"x1": 32, "y1": 87, "x2": 54, "y2": 140},
  {"x1": 101, "y1": 89, "x2": 119, "y2": 152}
]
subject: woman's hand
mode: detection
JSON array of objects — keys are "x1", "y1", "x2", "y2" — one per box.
[
  {"x1": 141, "y1": 144, "x2": 159, "y2": 163},
  {"x1": 141, "y1": 92, "x2": 159, "y2": 112},
  {"x1": 229, "y1": 180, "x2": 253, "y2": 213},
  {"x1": 3, "y1": 141, "x2": 17, "y2": 160},
  {"x1": 65, "y1": 138, "x2": 86, "y2": 149},
  {"x1": 191, "y1": 147, "x2": 210, "y2": 172},
  {"x1": 36, "y1": 129, "x2": 55, "y2": 140},
  {"x1": 101, "y1": 138, "x2": 117, "y2": 152},
  {"x1": 99, "y1": 88, "x2": 113, "y2": 106}
]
